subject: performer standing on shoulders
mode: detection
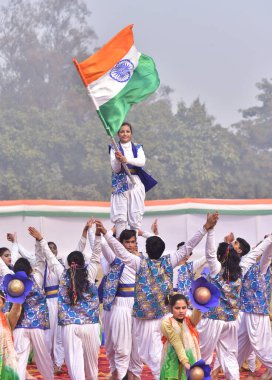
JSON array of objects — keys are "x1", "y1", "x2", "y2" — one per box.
[{"x1": 110, "y1": 122, "x2": 157, "y2": 238}]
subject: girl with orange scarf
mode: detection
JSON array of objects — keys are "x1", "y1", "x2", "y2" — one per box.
[{"x1": 160, "y1": 294, "x2": 202, "y2": 380}]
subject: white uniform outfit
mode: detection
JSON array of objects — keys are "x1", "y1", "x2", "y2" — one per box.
[
  {"x1": 110, "y1": 141, "x2": 146, "y2": 237},
  {"x1": 35, "y1": 245, "x2": 65, "y2": 369},
  {"x1": 40, "y1": 236, "x2": 101, "y2": 380},
  {"x1": 11, "y1": 241, "x2": 36, "y2": 267},
  {"x1": 104, "y1": 227, "x2": 207, "y2": 380},
  {"x1": 98, "y1": 231, "x2": 142, "y2": 380},
  {"x1": 213, "y1": 313, "x2": 257, "y2": 372},
  {"x1": 237, "y1": 234, "x2": 272, "y2": 375},
  {"x1": 197, "y1": 230, "x2": 272, "y2": 380},
  {"x1": 0, "y1": 250, "x2": 54, "y2": 380}
]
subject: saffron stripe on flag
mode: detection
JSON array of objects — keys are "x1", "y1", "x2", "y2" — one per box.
[{"x1": 79, "y1": 24, "x2": 134, "y2": 84}]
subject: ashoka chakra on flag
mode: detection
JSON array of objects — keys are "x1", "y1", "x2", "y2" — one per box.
[{"x1": 110, "y1": 59, "x2": 134, "y2": 83}]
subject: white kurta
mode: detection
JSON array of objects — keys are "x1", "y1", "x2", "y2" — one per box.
[
  {"x1": 99, "y1": 233, "x2": 142, "y2": 380},
  {"x1": 110, "y1": 141, "x2": 146, "y2": 237}
]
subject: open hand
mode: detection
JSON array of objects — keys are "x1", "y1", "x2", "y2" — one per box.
[
  {"x1": 95, "y1": 220, "x2": 107, "y2": 236},
  {"x1": 28, "y1": 227, "x2": 43, "y2": 241},
  {"x1": 204, "y1": 212, "x2": 219, "y2": 230}
]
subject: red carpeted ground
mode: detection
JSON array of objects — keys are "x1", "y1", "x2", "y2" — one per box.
[{"x1": 27, "y1": 347, "x2": 266, "y2": 379}]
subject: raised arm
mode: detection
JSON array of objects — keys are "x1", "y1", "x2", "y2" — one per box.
[
  {"x1": 171, "y1": 213, "x2": 218, "y2": 269},
  {"x1": 240, "y1": 234, "x2": 272, "y2": 276},
  {"x1": 192, "y1": 256, "x2": 207, "y2": 273},
  {"x1": 205, "y1": 228, "x2": 221, "y2": 277},
  {"x1": 77, "y1": 219, "x2": 95, "y2": 263},
  {"x1": 102, "y1": 240, "x2": 116, "y2": 265},
  {"x1": 96, "y1": 221, "x2": 140, "y2": 271},
  {"x1": 87, "y1": 226, "x2": 102, "y2": 282},
  {"x1": 16, "y1": 243, "x2": 36, "y2": 267},
  {"x1": 189, "y1": 308, "x2": 202, "y2": 327},
  {"x1": 259, "y1": 234, "x2": 272, "y2": 275},
  {"x1": 170, "y1": 229, "x2": 206, "y2": 269},
  {"x1": 7, "y1": 232, "x2": 35, "y2": 267},
  {"x1": 28, "y1": 227, "x2": 64, "y2": 281},
  {"x1": 7, "y1": 303, "x2": 22, "y2": 330},
  {"x1": 7, "y1": 232, "x2": 36, "y2": 267}
]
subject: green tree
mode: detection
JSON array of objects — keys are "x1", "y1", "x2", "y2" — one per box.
[
  {"x1": 0, "y1": 0, "x2": 96, "y2": 112},
  {"x1": 234, "y1": 78, "x2": 272, "y2": 150}
]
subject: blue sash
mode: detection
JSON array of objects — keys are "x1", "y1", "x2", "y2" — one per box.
[{"x1": 116, "y1": 283, "x2": 135, "y2": 297}]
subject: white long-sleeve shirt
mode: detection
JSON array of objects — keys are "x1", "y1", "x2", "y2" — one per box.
[
  {"x1": 39, "y1": 236, "x2": 101, "y2": 284},
  {"x1": 0, "y1": 247, "x2": 44, "y2": 289},
  {"x1": 104, "y1": 227, "x2": 207, "y2": 272},
  {"x1": 11, "y1": 242, "x2": 36, "y2": 267},
  {"x1": 101, "y1": 238, "x2": 136, "y2": 284},
  {"x1": 205, "y1": 229, "x2": 272, "y2": 278},
  {"x1": 110, "y1": 141, "x2": 146, "y2": 173}
]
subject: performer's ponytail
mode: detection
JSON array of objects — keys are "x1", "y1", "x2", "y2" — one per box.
[
  {"x1": 217, "y1": 243, "x2": 242, "y2": 282},
  {"x1": 67, "y1": 251, "x2": 88, "y2": 306}
]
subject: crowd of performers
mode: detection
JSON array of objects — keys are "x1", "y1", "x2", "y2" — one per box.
[{"x1": 0, "y1": 122, "x2": 272, "y2": 380}]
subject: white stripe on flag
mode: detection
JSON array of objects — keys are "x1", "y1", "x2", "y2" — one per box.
[{"x1": 87, "y1": 45, "x2": 141, "y2": 107}]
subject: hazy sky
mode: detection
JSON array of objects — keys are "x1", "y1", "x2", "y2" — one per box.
[
  {"x1": 90, "y1": 0, "x2": 272, "y2": 126},
  {"x1": 1, "y1": 0, "x2": 271, "y2": 126}
]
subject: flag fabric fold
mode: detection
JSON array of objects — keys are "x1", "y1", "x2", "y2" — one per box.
[{"x1": 74, "y1": 24, "x2": 160, "y2": 136}]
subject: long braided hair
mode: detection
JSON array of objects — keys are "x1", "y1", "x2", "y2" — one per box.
[
  {"x1": 217, "y1": 242, "x2": 242, "y2": 282},
  {"x1": 67, "y1": 251, "x2": 89, "y2": 306}
]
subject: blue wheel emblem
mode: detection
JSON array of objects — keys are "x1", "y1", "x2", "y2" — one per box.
[{"x1": 110, "y1": 59, "x2": 134, "y2": 82}]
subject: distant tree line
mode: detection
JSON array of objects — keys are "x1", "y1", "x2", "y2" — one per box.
[{"x1": 0, "y1": 0, "x2": 272, "y2": 200}]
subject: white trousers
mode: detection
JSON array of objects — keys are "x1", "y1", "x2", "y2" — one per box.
[
  {"x1": 103, "y1": 297, "x2": 142, "y2": 379},
  {"x1": 213, "y1": 311, "x2": 256, "y2": 372},
  {"x1": 45, "y1": 297, "x2": 65, "y2": 367},
  {"x1": 111, "y1": 176, "x2": 145, "y2": 237},
  {"x1": 13, "y1": 328, "x2": 54, "y2": 380},
  {"x1": 133, "y1": 317, "x2": 164, "y2": 380},
  {"x1": 61, "y1": 323, "x2": 101, "y2": 380},
  {"x1": 198, "y1": 318, "x2": 239, "y2": 380},
  {"x1": 238, "y1": 311, "x2": 272, "y2": 371}
]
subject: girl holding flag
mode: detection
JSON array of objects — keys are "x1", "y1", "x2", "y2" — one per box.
[{"x1": 110, "y1": 121, "x2": 157, "y2": 238}]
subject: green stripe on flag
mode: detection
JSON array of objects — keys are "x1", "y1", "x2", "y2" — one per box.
[{"x1": 99, "y1": 54, "x2": 160, "y2": 136}]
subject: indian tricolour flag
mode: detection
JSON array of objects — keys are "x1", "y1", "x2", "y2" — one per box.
[{"x1": 73, "y1": 24, "x2": 160, "y2": 137}]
